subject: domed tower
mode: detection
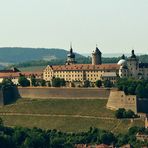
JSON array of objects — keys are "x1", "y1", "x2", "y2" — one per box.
[
  {"x1": 118, "y1": 54, "x2": 128, "y2": 78},
  {"x1": 92, "y1": 46, "x2": 102, "y2": 65},
  {"x1": 65, "y1": 44, "x2": 76, "y2": 65}
]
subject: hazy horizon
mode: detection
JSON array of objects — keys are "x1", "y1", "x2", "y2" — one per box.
[{"x1": 0, "y1": 0, "x2": 148, "y2": 54}]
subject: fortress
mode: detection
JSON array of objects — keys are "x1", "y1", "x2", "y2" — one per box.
[
  {"x1": 43, "y1": 46, "x2": 148, "y2": 86},
  {"x1": 43, "y1": 46, "x2": 119, "y2": 86},
  {"x1": 0, "y1": 46, "x2": 148, "y2": 115}
]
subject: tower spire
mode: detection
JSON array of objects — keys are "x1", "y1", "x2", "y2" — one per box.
[{"x1": 70, "y1": 42, "x2": 73, "y2": 53}]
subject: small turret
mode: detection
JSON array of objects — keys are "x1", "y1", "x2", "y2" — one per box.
[
  {"x1": 130, "y1": 50, "x2": 137, "y2": 59},
  {"x1": 92, "y1": 45, "x2": 102, "y2": 65},
  {"x1": 65, "y1": 44, "x2": 76, "y2": 65},
  {"x1": 121, "y1": 54, "x2": 125, "y2": 60}
]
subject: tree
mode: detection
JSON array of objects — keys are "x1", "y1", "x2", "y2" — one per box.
[
  {"x1": 60, "y1": 78, "x2": 66, "y2": 87},
  {"x1": 115, "y1": 108, "x2": 126, "y2": 118},
  {"x1": 115, "y1": 108, "x2": 136, "y2": 119},
  {"x1": 100, "y1": 133, "x2": 115, "y2": 145},
  {"x1": 125, "y1": 110, "x2": 135, "y2": 118},
  {"x1": 2, "y1": 78, "x2": 13, "y2": 86},
  {"x1": 83, "y1": 80, "x2": 90, "y2": 87},
  {"x1": 47, "y1": 81, "x2": 51, "y2": 87},
  {"x1": 0, "y1": 117, "x2": 3, "y2": 126},
  {"x1": 52, "y1": 78, "x2": 66, "y2": 87},
  {"x1": 40, "y1": 79, "x2": 46, "y2": 86},
  {"x1": 95, "y1": 80, "x2": 102, "y2": 87},
  {"x1": 18, "y1": 76, "x2": 30, "y2": 87},
  {"x1": 103, "y1": 80, "x2": 113, "y2": 88},
  {"x1": 135, "y1": 84, "x2": 145, "y2": 98},
  {"x1": 31, "y1": 75, "x2": 36, "y2": 86},
  {"x1": 127, "y1": 86, "x2": 135, "y2": 95}
]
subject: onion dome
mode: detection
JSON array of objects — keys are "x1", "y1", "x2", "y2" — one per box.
[
  {"x1": 67, "y1": 46, "x2": 75, "y2": 58},
  {"x1": 117, "y1": 54, "x2": 127, "y2": 65},
  {"x1": 130, "y1": 50, "x2": 136, "y2": 59}
]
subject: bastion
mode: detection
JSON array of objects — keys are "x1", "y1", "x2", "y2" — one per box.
[{"x1": 106, "y1": 90, "x2": 137, "y2": 113}]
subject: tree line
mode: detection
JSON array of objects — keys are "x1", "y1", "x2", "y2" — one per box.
[
  {"x1": 116, "y1": 78, "x2": 148, "y2": 98},
  {"x1": 0, "y1": 119, "x2": 147, "y2": 148},
  {"x1": 7, "y1": 54, "x2": 148, "y2": 69}
]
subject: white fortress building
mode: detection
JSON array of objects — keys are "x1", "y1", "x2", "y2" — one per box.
[
  {"x1": 118, "y1": 50, "x2": 148, "y2": 79},
  {"x1": 43, "y1": 47, "x2": 148, "y2": 86}
]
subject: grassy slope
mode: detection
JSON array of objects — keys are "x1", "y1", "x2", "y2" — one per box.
[
  {"x1": 0, "y1": 99, "x2": 114, "y2": 117},
  {"x1": 0, "y1": 99, "x2": 144, "y2": 133}
]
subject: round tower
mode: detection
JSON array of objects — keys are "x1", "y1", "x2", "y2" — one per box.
[
  {"x1": 92, "y1": 46, "x2": 102, "y2": 65},
  {"x1": 118, "y1": 54, "x2": 128, "y2": 78}
]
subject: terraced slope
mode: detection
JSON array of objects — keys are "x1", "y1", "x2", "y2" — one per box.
[{"x1": 0, "y1": 99, "x2": 144, "y2": 133}]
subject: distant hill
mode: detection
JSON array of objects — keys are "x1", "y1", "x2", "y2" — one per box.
[
  {"x1": 83, "y1": 53, "x2": 145, "y2": 57},
  {"x1": 0, "y1": 47, "x2": 83, "y2": 64},
  {"x1": 1, "y1": 47, "x2": 148, "y2": 70}
]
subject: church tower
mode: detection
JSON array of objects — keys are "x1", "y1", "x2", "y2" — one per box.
[
  {"x1": 92, "y1": 46, "x2": 102, "y2": 65},
  {"x1": 127, "y1": 50, "x2": 139, "y2": 78},
  {"x1": 65, "y1": 44, "x2": 76, "y2": 65}
]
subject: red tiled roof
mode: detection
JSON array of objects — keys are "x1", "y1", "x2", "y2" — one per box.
[
  {"x1": 49, "y1": 64, "x2": 119, "y2": 71},
  {"x1": 0, "y1": 72, "x2": 20, "y2": 78},
  {"x1": 96, "y1": 144, "x2": 111, "y2": 148},
  {"x1": 0, "y1": 72, "x2": 43, "y2": 78},
  {"x1": 21, "y1": 72, "x2": 43, "y2": 77},
  {"x1": 75, "y1": 144, "x2": 111, "y2": 148}
]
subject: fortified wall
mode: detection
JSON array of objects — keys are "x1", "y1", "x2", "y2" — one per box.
[
  {"x1": 0, "y1": 86, "x2": 18, "y2": 105},
  {"x1": 107, "y1": 90, "x2": 137, "y2": 113},
  {"x1": 17, "y1": 87, "x2": 110, "y2": 99}
]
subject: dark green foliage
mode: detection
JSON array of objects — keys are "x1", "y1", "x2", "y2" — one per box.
[
  {"x1": 60, "y1": 78, "x2": 66, "y2": 87},
  {"x1": 103, "y1": 80, "x2": 113, "y2": 88},
  {"x1": 52, "y1": 78, "x2": 66, "y2": 87},
  {"x1": 18, "y1": 76, "x2": 30, "y2": 87},
  {"x1": 116, "y1": 78, "x2": 148, "y2": 98},
  {"x1": 40, "y1": 79, "x2": 46, "y2": 86},
  {"x1": 0, "y1": 122, "x2": 147, "y2": 147},
  {"x1": 47, "y1": 81, "x2": 51, "y2": 87},
  {"x1": 31, "y1": 75, "x2": 36, "y2": 86},
  {"x1": 95, "y1": 80, "x2": 102, "y2": 87},
  {"x1": 115, "y1": 108, "x2": 136, "y2": 119},
  {"x1": 0, "y1": 117, "x2": 3, "y2": 126},
  {"x1": 83, "y1": 80, "x2": 90, "y2": 88},
  {"x1": 1, "y1": 78, "x2": 14, "y2": 86},
  {"x1": 115, "y1": 108, "x2": 126, "y2": 118}
]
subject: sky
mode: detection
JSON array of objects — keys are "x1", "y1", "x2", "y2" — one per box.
[{"x1": 0, "y1": 0, "x2": 148, "y2": 54}]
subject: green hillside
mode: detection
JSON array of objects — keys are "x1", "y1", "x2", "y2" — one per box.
[
  {"x1": 0, "y1": 47, "x2": 83, "y2": 63},
  {"x1": 0, "y1": 99, "x2": 144, "y2": 133}
]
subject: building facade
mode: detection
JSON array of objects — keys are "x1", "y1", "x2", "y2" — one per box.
[
  {"x1": 43, "y1": 47, "x2": 119, "y2": 86},
  {"x1": 118, "y1": 50, "x2": 148, "y2": 79},
  {"x1": 0, "y1": 70, "x2": 43, "y2": 85},
  {"x1": 43, "y1": 48, "x2": 148, "y2": 86}
]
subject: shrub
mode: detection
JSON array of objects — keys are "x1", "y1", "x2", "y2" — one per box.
[
  {"x1": 95, "y1": 80, "x2": 102, "y2": 87},
  {"x1": 115, "y1": 108, "x2": 136, "y2": 119}
]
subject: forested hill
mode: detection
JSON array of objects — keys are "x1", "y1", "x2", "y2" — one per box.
[{"x1": 0, "y1": 47, "x2": 83, "y2": 63}]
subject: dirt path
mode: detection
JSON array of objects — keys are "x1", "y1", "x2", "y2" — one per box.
[
  {"x1": 111, "y1": 120, "x2": 122, "y2": 132},
  {"x1": 0, "y1": 112, "x2": 116, "y2": 120}
]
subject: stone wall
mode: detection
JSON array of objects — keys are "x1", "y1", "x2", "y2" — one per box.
[
  {"x1": 107, "y1": 90, "x2": 137, "y2": 113},
  {"x1": 137, "y1": 99, "x2": 148, "y2": 113},
  {"x1": 17, "y1": 87, "x2": 110, "y2": 99},
  {"x1": 0, "y1": 86, "x2": 18, "y2": 106},
  {"x1": 0, "y1": 90, "x2": 4, "y2": 106}
]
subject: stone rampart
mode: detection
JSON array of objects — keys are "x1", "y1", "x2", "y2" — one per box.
[
  {"x1": 137, "y1": 99, "x2": 148, "y2": 113},
  {"x1": 17, "y1": 87, "x2": 110, "y2": 99},
  {"x1": 107, "y1": 90, "x2": 137, "y2": 113}
]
